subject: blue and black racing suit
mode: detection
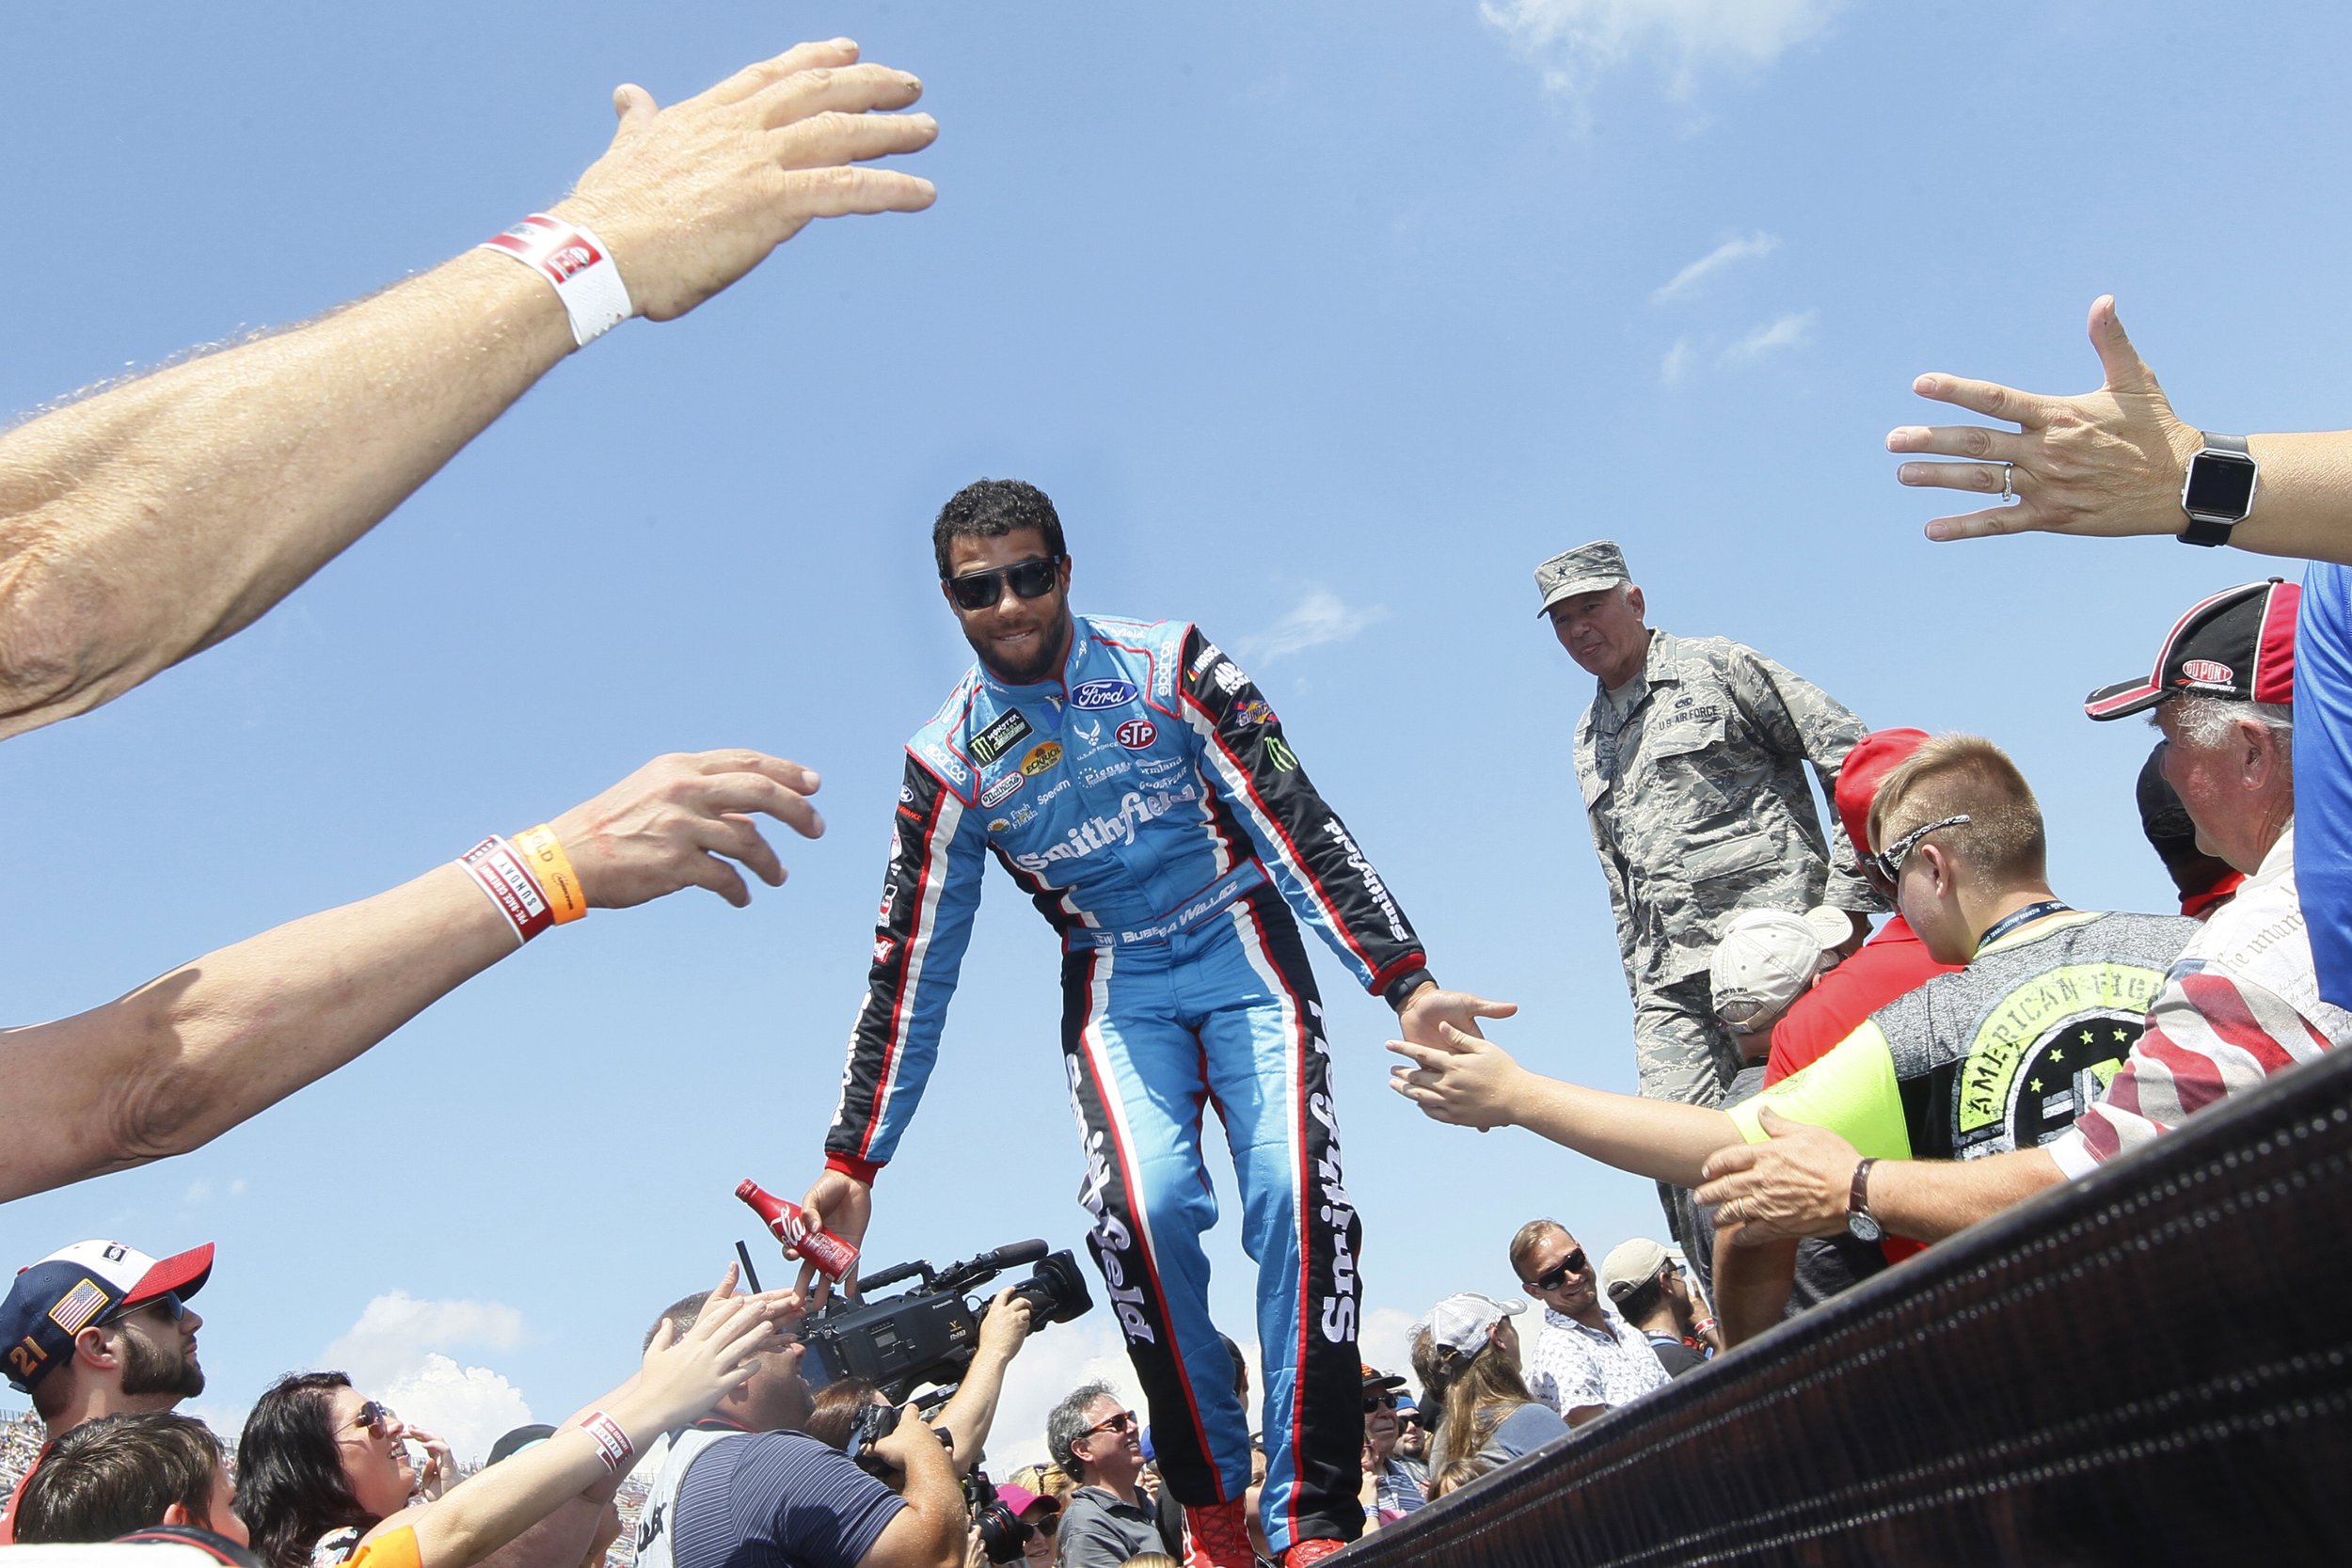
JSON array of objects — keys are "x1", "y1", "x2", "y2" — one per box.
[{"x1": 822, "y1": 613, "x2": 1434, "y2": 1553}]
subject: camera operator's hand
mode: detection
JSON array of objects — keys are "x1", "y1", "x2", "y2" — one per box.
[
  {"x1": 930, "y1": 1287, "x2": 1034, "y2": 1479},
  {"x1": 962, "y1": 1527, "x2": 988, "y2": 1568},
  {"x1": 794, "y1": 1166, "x2": 874, "y2": 1306},
  {"x1": 975, "y1": 1287, "x2": 1035, "y2": 1364}
]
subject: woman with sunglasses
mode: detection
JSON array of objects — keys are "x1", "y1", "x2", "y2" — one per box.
[
  {"x1": 1406, "y1": 1294, "x2": 1565, "y2": 1497},
  {"x1": 235, "y1": 1279, "x2": 786, "y2": 1568},
  {"x1": 235, "y1": 1376, "x2": 453, "y2": 1568}
]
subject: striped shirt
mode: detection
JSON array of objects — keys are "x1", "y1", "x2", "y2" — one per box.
[
  {"x1": 669, "y1": 1428, "x2": 903, "y2": 1568},
  {"x1": 2052, "y1": 823, "x2": 2351, "y2": 1177}
]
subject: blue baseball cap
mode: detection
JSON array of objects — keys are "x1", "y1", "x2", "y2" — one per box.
[{"x1": 2, "y1": 1239, "x2": 213, "y2": 1392}]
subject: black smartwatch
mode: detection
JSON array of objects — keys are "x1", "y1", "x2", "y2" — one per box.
[
  {"x1": 2179, "y1": 432, "x2": 2258, "y2": 546},
  {"x1": 1845, "y1": 1158, "x2": 1883, "y2": 1243}
]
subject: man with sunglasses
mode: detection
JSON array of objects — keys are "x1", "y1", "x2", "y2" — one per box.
[
  {"x1": 799, "y1": 479, "x2": 1507, "y2": 1568},
  {"x1": 1047, "y1": 1386, "x2": 1158, "y2": 1568},
  {"x1": 0, "y1": 1239, "x2": 213, "y2": 1544},
  {"x1": 1507, "y1": 1221, "x2": 1667, "y2": 1426},
  {"x1": 1393, "y1": 736, "x2": 2200, "y2": 1341},
  {"x1": 1357, "y1": 1368, "x2": 1424, "y2": 1525}
]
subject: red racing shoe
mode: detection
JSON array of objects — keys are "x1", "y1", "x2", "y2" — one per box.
[
  {"x1": 1282, "y1": 1540, "x2": 1347, "y2": 1566},
  {"x1": 1183, "y1": 1498, "x2": 1256, "y2": 1568}
]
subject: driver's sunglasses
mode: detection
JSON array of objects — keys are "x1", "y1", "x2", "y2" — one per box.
[
  {"x1": 1524, "y1": 1249, "x2": 1589, "y2": 1293},
  {"x1": 946, "y1": 556, "x2": 1061, "y2": 611},
  {"x1": 101, "y1": 1291, "x2": 186, "y2": 1327},
  {"x1": 1867, "y1": 814, "x2": 1972, "y2": 883},
  {"x1": 353, "y1": 1401, "x2": 397, "y2": 1439}
]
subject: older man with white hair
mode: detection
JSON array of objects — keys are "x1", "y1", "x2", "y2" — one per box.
[{"x1": 1697, "y1": 579, "x2": 2344, "y2": 1246}]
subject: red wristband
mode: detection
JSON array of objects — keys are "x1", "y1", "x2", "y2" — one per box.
[
  {"x1": 458, "y1": 835, "x2": 553, "y2": 946},
  {"x1": 580, "y1": 1411, "x2": 633, "y2": 1474}
]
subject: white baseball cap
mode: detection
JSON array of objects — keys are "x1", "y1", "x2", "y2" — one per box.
[
  {"x1": 1708, "y1": 908, "x2": 1850, "y2": 1030},
  {"x1": 1414, "y1": 1291, "x2": 1526, "y2": 1357}
]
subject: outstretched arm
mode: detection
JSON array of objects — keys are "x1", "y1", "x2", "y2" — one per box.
[
  {"x1": 1696, "y1": 1108, "x2": 2067, "y2": 1246},
  {"x1": 0, "y1": 40, "x2": 935, "y2": 739},
  {"x1": 1890, "y1": 293, "x2": 2352, "y2": 564},
  {"x1": 0, "y1": 750, "x2": 821, "y2": 1201},
  {"x1": 1388, "y1": 1025, "x2": 1740, "y2": 1187}
]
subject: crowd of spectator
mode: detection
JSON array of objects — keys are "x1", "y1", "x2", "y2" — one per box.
[{"x1": 1, "y1": 13, "x2": 2349, "y2": 1566}]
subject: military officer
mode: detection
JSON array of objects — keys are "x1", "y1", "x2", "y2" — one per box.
[{"x1": 1538, "y1": 541, "x2": 1879, "y2": 1258}]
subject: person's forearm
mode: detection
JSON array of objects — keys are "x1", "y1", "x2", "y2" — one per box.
[
  {"x1": 0, "y1": 862, "x2": 513, "y2": 1199},
  {"x1": 466, "y1": 1492, "x2": 611, "y2": 1568},
  {"x1": 1710, "y1": 1233, "x2": 1795, "y2": 1348},
  {"x1": 929, "y1": 1347, "x2": 1014, "y2": 1474},
  {"x1": 2226, "y1": 432, "x2": 2352, "y2": 564},
  {"x1": 1514, "y1": 1076, "x2": 1741, "y2": 1187},
  {"x1": 1867, "y1": 1148, "x2": 2065, "y2": 1243},
  {"x1": 0, "y1": 249, "x2": 571, "y2": 736},
  {"x1": 886, "y1": 1424, "x2": 969, "y2": 1568}
]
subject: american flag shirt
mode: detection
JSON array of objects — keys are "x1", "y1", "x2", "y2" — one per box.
[{"x1": 2051, "y1": 822, "x2": 2351, "y2": 1176}]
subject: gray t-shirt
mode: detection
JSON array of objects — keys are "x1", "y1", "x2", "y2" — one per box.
[
  {"x1": 1056, "y1": 1484, "x2": 1161, "y2": 1568},
  {"x1": 1428, "y1": 1400, "x2": 1571, "y2": 1477}
]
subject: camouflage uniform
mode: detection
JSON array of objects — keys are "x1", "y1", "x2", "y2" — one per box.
[{"x1": 1575, "y1": 628, "x2": 1882, "y2": 1107}]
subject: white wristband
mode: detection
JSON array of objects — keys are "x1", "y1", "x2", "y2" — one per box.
[{"x1": 481, "y1": 214, "x2": 634, "y2": 346}]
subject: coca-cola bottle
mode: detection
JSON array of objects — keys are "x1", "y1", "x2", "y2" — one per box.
[{"x1": 737, "y1": 1179, "x2": 859, "y2": 1281}]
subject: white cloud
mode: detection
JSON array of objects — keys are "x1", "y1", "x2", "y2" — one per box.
[
  {"x1": 1232, "y1": 591, "x2": 1388, "y2": 668},
  {"x1": 1482, "y1": 0, "x2": 1847, "y2": 100},
  {"x1": 183, "y1": 1180, "x2": 213, "y2": 1206},
  {"x1": 320, "y1": 1292, "x2": 532, "y2": 1464},
  {"x1": 1659, "y1": 336, "x2": 1694, "y2": 387},
  {"x1": 1650, "y1": 231, "x2": 1779, "y2": 303},
  {"x1": 1722, "y1": 309, "x2": 1817, "y2": 363}
]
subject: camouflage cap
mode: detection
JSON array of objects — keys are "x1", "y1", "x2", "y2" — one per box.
[{"x1": 1533, "y1": 540, "x2": 1630, "y2": 617}]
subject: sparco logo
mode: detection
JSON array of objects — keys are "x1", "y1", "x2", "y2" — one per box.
[
  {"x1": 1069, "y1": 1057, "x2": 1155, "y2": 1345},
  {"x1": 1070, "y1": 678, "x2": 1139, "y2": 710},
  {"x1": 1323, "y1": 820, "x2": 1406, "y2": 941},
  {"x1": 921, "y1": 741, "x2": 968, "y2": 787},
  {"x1": 1010, "y1": 785, "x2": 1199, "y2": 873}
]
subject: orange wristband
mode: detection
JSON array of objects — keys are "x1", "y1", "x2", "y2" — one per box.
[{"x1": 513, "y1": 824, "x2": 588, "y2": 924}]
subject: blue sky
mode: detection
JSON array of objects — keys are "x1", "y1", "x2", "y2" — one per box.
[{"x1": 5, "y1": 0, "x2": 2349, "y2": 1466}]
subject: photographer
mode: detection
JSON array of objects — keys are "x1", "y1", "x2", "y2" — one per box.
[
  {"x1": 631, "y1": 1284, "x2": 964, "y2": 1568},
  {"x1": 800, "y1": 1289, "x2": 1034, "y2": 1479}
]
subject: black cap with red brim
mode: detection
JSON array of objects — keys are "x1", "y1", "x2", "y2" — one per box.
[{"x1": 2085, "y1": 579, "x2": 2297, "y2": 721}]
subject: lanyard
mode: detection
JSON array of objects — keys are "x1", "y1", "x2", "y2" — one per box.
[{"x1": 1975, "y1": 898, "x2": 2071, "y2": 953}]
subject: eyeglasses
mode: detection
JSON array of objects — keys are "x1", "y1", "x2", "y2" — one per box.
[
  {"x1": 1032, "y1": 1513, "x2": 1060, "y2": 1538},
  {"x1": 1362, "y1": 1392, "x2": 1399, "y2": 1414},
  {"x1": 1523, "y1": 1249, "x2": 1588, "y2": 1293},
  {"x1": 1397, "y1": 1413, "x2": 1426, "y2": 1431},
  {"x1": 946, "y1": 557, "x2": 1061, "y2": 611},
  {"x1": 101, "y1": 1291, "x2": 185, "y2": 1327},
  {"x1": 351, "y1": 1401, "x2": 397, "y2": 1440},
  {"x1": 1867, "y1": 814, "x2": 1972, "y2": 882},
  {"x1": 1080, "y1": 1409, "x2": 1137, "y2": 1441}
]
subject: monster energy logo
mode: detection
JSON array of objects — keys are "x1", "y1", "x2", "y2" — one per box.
[{"x1": 1264, "y1": 736, "x2": 1298, "y2": 772}]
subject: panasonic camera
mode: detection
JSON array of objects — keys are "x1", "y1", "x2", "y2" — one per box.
[{"x1": 802, "y1": 1239, "x2": 1093, "y2": 1403}]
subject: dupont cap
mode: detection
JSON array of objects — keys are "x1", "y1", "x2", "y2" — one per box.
[{"x1": 2086, "y1": 579, "x2": 2297, "y2": 721}]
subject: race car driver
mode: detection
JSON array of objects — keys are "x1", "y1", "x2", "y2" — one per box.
[{"x1": 790, "y1": 478, "x2": 1508, "y2": 1568}]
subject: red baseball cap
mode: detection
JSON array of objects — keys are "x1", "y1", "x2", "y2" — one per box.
[
  {"x1": 2086, "y1": 579, "x2": 2297, "y2": 721},
  {"x1": 1836, "y1": 728, "x2": 1931, "y2": 854}
]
